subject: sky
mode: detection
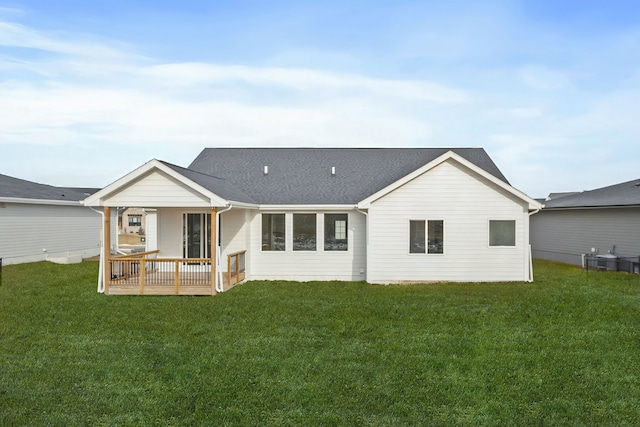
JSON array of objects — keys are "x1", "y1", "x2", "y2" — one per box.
[{"x1": 1, "y1": 0, "x2": 639, "y2": 198}]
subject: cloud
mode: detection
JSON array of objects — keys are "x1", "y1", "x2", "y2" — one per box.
[{"x1": 0, "y1": 20, "x2": 135, "y2": 59}]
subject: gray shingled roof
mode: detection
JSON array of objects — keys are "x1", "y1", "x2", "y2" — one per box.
[
  {"x1": 543, "y1": 178, "x2": 640, "y2": 209},
  {"x1": 0, "y1": 173, "x2": 92, "y2": 202},
  {"x1": 159, "y1": 161, "x2": 257, "y2": 204},
  {"x1": 188, "y1": 148, "x2": 509, "y2": 205}
]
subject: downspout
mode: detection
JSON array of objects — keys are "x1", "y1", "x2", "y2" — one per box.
[
  {"x1": 356, "y1": 206, "x2": 368, "y2": 281},
  {"x1": 215, "y1": 204, "x2": 233, "y2": 292},
  {"x1": 90, "y1": 207, "x2": 105, "y2": 293},
  {"x1": 527, "y1": 208, "x2": 542, "y2": 282}
]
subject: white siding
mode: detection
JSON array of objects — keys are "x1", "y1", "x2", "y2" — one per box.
[
  {"x1": 106, "y1": 171, "x2": 210, "y2": 207},
  {"x1": 220, "y1": 208, "x2": 247, "y2": 257},
  {"x1": 145, "y1": 210, "x2": 158, "y2": 252},
  {"x1": 157, "y1": 208, "x2": 188, "y2": 258},
  {"x1": 0, "y1": 203, "x2": 102, "y2": 265},
  {"x1": 246, "y1": 210, "x2": 367, "y2": 281},
  {"x1": 367, "y1": 160, "x2": 530, "y2": 283}
]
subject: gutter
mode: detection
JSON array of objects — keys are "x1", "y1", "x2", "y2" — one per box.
[{"x1": 0, "y1": 197, "x2": 83, "y2": 206}]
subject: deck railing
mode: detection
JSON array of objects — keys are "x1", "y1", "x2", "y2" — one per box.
[
  {"x1": 108, "y1": 250, "x2": 214, "y2": 295},
  {"x1": 227, "y1": 250, "x2": 246, "y2": 287},
  {"x1": 106, "y1": 249, "x2": 247, "y2": 295}
]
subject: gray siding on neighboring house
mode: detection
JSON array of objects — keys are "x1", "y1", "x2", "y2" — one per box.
[
  {"x1": 0, "y1": 202, "x2": 102, "y2": 265},
  {"x1": 530, "y1": 208, "x2": 640, "y2": 265}
]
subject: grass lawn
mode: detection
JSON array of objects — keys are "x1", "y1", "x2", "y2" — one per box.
[{"x1": 1, "y1": 260, "x2": 639, "y2": 426}]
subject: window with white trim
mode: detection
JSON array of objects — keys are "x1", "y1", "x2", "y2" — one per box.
[
  {"x1": 293, "y1": 213, "x2": 316, "y2": 251},
  {"x1": 409, "y1": 220, "x2": 425, "y2": 253},
  {"x1": 324, "y1": 213, "x2": 348, "y2": 251},
  {"x1": 183, "y1": 213, "x2": 211, "y2": 258},
  {"x1": 489, "y1": 220, "x2": 516, "y2": 246},
  {"x1": 427, "y1": 220, "x2": 444, "y2": 254},
  {"x1": 410, "y1": 220, "x2": 444, "y2": 254},
  {"x1": 262, "y1": 214, "x2": 285, "y2": 251}
]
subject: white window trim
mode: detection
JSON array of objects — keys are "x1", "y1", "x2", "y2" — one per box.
[
  {"x1": 260, "y1": 212, "x2": 287, "y2": 253},
  {"x1": 322, "y1": 212, "x2": 351, "y2": 253},
  {"x1": 408, "y1": 219, "x2": 445, "y2": 256},
  {"x1": 292, "y1": 212, "x2": 318, "y2": 252},
  {"x1": 488, "y1": 219, "x2": 517, "y2": 248}
]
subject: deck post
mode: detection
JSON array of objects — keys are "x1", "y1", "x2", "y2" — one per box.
[
  {"x1": 211, "y1": 207, "x2": 217, "y2": 295},
  {"x1": 103, "y1": 206, "x2": 111, "y2": 295}
]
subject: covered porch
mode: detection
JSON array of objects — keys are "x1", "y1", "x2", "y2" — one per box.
[{"x1": 84, "y1": 159, "x2": 256, "y2": 296}]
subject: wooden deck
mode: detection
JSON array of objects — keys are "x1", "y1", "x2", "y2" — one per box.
[{"x1": 105, "y1": 251, "x2": 245, "y2": 296}]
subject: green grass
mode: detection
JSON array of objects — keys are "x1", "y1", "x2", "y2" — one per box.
[{"x1": 1, "y1": 260, "x2": 639, "y2": 426}]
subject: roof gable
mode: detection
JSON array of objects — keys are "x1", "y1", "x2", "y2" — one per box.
[
  {"x1": 358, "y1": 151, "x2": 541, "y2": 209},
  {"x1": 188, "y1": 147, "x2": 511, "y2": 205},
  {"x1": 83, "y1": 159, "x2": 252, "y2": 207}
]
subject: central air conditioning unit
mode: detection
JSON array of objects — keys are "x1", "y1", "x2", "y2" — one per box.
[{"x1": 596, "y1": 254, "x2": 618, "y2": 271}]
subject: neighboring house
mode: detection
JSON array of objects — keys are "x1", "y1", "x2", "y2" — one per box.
[
  {"x1": 531, "y1": 178, "x2": 640, "y2": 270},
  {"x1": 121, "y1": 207, "x2": 146, "y2": 235},
  {"x1": 83, "y1": 148, "x2": 542, "y2": 295},
  {"x1": 0, "y1": 173, "x2": 102, "y2": 265}
]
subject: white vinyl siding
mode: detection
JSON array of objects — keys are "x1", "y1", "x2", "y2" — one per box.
[
  {"x1": 106, "y1": 171, "x2": 210, "y2": 207},
  {"x1": 367, "y1": 159, "x2": 529, "y2": 283},
  {"x1": 246, "y1": 210, "x2": 366, "y2": 281},
  {"x1": 0, "y1": 203, "x2": 101, "y2": 265}
]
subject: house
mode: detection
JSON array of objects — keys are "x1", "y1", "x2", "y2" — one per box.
[
  {"x1": 83, "y1": 148, "x2": 542, "y2": 295},
  {"x1": 0, "y1": 173, "x2": 102, "y2": 265},
  {"x1": 530, "y1": 178, "x2": 640, "y2": 272}
]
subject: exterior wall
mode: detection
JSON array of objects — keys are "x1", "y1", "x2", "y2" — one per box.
[
  {"x1": 155, "y1": 207, "x2": 249, "y2": 262},
  {"x1": 0, "y1": 202, "x2": 102, "y2": 265},
  {"x1": 367, "y1": 160, "x2": 530, "y2": 283},
  {"x1": 106, "y1": 171, "x2": 210, "y2": 207},
  {"x1": 531, "y1": 207, "x2": 640, "y2": 266},
  {"x1": 245, "y1": 209, "x2": 367, "y2": 281}
]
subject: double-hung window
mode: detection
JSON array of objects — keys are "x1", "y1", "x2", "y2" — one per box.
[
  {"x1": 324, "y1": 214, "x2": 348, "y2": 251},
  {"x1": 410, "y1": 220, "x2": 444, "y2": 254}
]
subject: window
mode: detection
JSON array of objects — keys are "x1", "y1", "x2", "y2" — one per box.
[
  {"x1": 262, "y1": 214, "x2": 285, "y2": 251},
  {"x1": 324, "y1": 213, "x2": 348, "y2": 251},
  {"x1": 128, "y1": 215, "x2": 142, "y2": 227},
  {"x1": 409, "y1": 220, "x2": 425, "y2": 253},
  {"x1": 183, "y1": 213, "x2": 211, "y2": 258},
  {"x1": 427, "y1": 220, "x2": 444, "y2": 254},
  {"x1": 293, "y1": 214, "x2": 316, "y2": 251},
  {"x1": 489, "y1": 220, "x2": 516, "y2": 246},
  {"x1": 410, "y1": 220, "x2": 444, "y2": 254}
]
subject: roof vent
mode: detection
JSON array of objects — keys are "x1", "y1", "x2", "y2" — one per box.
[
  {"x1": 331, "y1": 166, "x2": 336, "y2": 176},
  {"x1": 263, "y1": 166, "x2": 268, "y2": 175}
]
